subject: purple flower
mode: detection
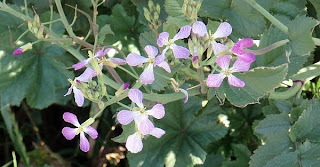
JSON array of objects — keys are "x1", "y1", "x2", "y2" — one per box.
[
  {"x1": 72, "y1": 47, "x2": 111, "y2": 70},
  {"x1": 65, "y1": 67, "x2": 97, "y2": 107},
  {"x1": 12, "y1": 43, "x2": 33, "y2": 56},
  {"x1": 192, "y1": 21, "x2": 231, "y2": 55},
  {"x1": 13, "y1": 48, "x2": 23, "y2": 56},
  {"x1": 206, "y1": 55, "x2": 251, "y2": 88},
  {"x1": 231, "y1": 38, "x2": 256, "y2": 63},
  {"x1": 126, "y1": 45, "x2": 171, "y2": 84},
  {"x1": 157, "y1": 25, "x2": 191, "y2": 59},
  {"x1": 117, "y1": 89, "x2": 165, "y2": 135},
  {"x1": 61, "y1": 112, "x2": 98, "y2": 152}
]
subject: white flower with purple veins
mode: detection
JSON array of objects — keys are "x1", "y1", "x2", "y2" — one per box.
[
  {"x1": 157, "y1": 25, "x2": 191, "y2": 59},
  {"x1": 207, "y1": 55, "x2": 251, "y2": 88},
  {"x1": 61, "y1": 112, "x2": 98, "y2": 152},
  {"x1": 231, "y1": 38, "x2": 256, "y2": 63},
  {"x1": 65, "y1": 67, "x2": 97, "y2": 107},
  {"x1": 72, "y1": 47, "x2": 111, "y2": 70},
  {"x1": 126, "y1": 45, "x2": 171, "y2": 84},
  {"x1": 192, "y1": 21, "x2": 232, "y2": 55}
]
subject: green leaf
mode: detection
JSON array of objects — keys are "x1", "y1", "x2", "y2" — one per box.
[
  {"x1": 164, "y1": 0, "x2": 191, "y2": 27},
  {"x1": 199, "y1": 0, "x2": 266, "y2": 38},
  {"x1": 263, "y1": 152, "x2": 299, "y2": 167},
  {"x1": 202, "y1": 153, "x2": 224, "y2": 167},
  {"x1": 289, "y1": 99, "x2": 320, "y2": 142},
  {"x1": 131, "y1": 0, "x2": 168, "y2": 25},
  {"x1": 298, "y1": 140, "x2": 320, "y2": 167},
  {"x1": 139, "y1": 30, "x2": 157, "y2": 48},
  {"x1": 216, "y1": 64, "x2": 288, "y2": 107},
  {"x1": 98, "y1": 24, "x2": 114, "y2": 44},
  {"x1": 309, "y1": 0, "x2": 320, "y2": 19},
  {"x1": 127, "y1": 98, "x2": 228, "y2": 167},
  {"x1": 112, "y1": 122, "x2": 135, "y2": 143},
  {"x1": 222, "y1": 144, "x2": 251, "y2": 167},
  {"x1": 288, "y1": 15, "x2": 318, "y2": 55},
  {"x1": 254, "y1": 113, "x2": 291, "y2": 140}
]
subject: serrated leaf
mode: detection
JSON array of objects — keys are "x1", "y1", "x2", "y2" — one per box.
[
  {"x1": 127, "y1": 98, "x2": 228, "y2": 167},
  {"x1": 222, "y1": 144, "x2": 251, "y2": 167},
  {"x1": 264, "y1": 151, "x2": 299, "y2": 167},
  {"x1": 288, "y1": 15, "x2": 318, "y2": 55},
  {"x1": 164, "y1": 0, "x2": 191, "y2": 27},
  {"x1": 202, "y1": 153, "x2": 224, "y2": 167},
  {"x1": 289, "y1": 99, "x2": 320, "y2": 142},
  {"x1": 98, "y1": 24, "x2": 114, "y2": 44},
  {"x1": 216, "y1": 64, "x2": 288, "y2": 107},
  {"x1": 112, "y1": 122, "x2": 135, "y2": 143},
  {"x1": 139, "y1": 30, "x2": 157, "y2": 48},
  {"x1": 298, "y1": 140, "x2": 320, "y2": 167},
  {"x1": 309, "y1": 0, "x2": 320, "y2": 20}
]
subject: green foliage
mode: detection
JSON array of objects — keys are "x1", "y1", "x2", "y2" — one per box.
[
  {"x1": 131, "y1": 0, "x2": 168, "y2": 25},
  {"x1": 127, "y1": 98, "x2": 228, "y2": 167},
  {"x1": 164, "y1": 0, "x2": 191, "y2": 27},
  {"x1": 309, "y1": 0, "x2": 320, "y2": 19}
]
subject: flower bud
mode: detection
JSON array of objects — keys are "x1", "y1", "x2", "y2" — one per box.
[
  {"x1": 115, "y1": 82, "x2": 130, "y2": 97},
  {"x1": 148, "y1": 0, "x2": 154, "y2": 10},
  {"x1": 143, "y1": 7, "x2": 152, "y2": 22},
  {"x1": 156, "y1": 4, "x2": 161, "y2": 14},
  {"x1": 13, "y1": 43, "x2": 33, "y2": 56}
]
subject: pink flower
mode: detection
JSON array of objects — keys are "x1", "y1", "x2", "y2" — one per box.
[
  {"x1": 61, "y1": 112, "x2": 98, "y2": 152},
  {"x1": 126, "y1": 45, "x2": 171, "y2": 84},
  {"x1": 157, "y1": 25, "x2": 191, "y2": 59},
  {"x1": 206, "y1": 55, "x2": 251, "y2": 88},
  {"x1": 65, "y1": 67, "x2": 97, "y2": 107},
  {"x1": 231, "y1": 38, "x2": 256, "y2": 63},
  {"x1": 117, "y1": 89, "x2": 165, "y2": 135},
  {"x1": 12, "y1": 43, "x2": 33, "y2": 56}
]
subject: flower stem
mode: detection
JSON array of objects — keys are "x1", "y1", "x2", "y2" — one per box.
[
  {"x1": 117, "y1": 65, "x2": 139, "y2": 80},
  {"x1": 246, "y1": 39, "x2": 289, "y2": 55}
]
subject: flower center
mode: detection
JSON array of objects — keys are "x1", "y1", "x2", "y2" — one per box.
[
  {"x1": 224, "y1": 69, "x2": 232, "y2": 76},
  {"x1": 166, "y1": 39, "x2": 174, "y2": 46},
  {"x1": 76, "y1": 127, "x2": 84, "y2": 135},
  {"x1": 139, "y1": 107, "x2": 146, "y2": 114},
  {"x1": 148, "y1": 57, "x2": 155, "y2": 64}
]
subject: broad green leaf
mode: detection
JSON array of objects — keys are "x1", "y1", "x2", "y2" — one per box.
[
  {"x1": 139, "y1": 30, "x2": 157, "y2": 48},
  {"x1": 216, "y1": 64, "x2": 288, "y2": 107},
  {"x1": 202, "y1": 153, "x2": 224, "y2": 167},
  {"x1": 289, "y1": 99, "x2": 320, "y2": 142},
  {"x1": 254, "y1": 113, "x2": 291, "y2": 140},
  {"x1": 309, "y1": 0, "x2": 320, "y2": 19},
  {"x1": 264, "y1": 152, "x2": 299, "y2": 167},
  {"x1": 298, "y1": 140, "x2": 320, "y2": 167},
  {"x1": 112, "y1": 122, "x2": 135, "y2": 143},
  {"x1": 165, "y1": 0, "x2": 191, "y2": 27},
  {"x1": 288, "y1": 15, "x2": 318, "y2": 55},
  {"x1": 127, "y1": 98, "x2": 228, "y2": 167},
  {"x1": 131, "y1": 0, "x2": 168, "y2": 25},
  {"x1": 98, "y1": 24, "x2": 114, "y2": 44},
  {"x1": 222, "y1": 144, "x2": 251, "y2": 167}
]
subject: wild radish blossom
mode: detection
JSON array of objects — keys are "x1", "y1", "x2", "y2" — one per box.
[
  {"x1": 157, "y1": 25, "x2": 191, "y2": 59},
  {"x1": 231, "y1": 38, "x2": 256, "y2": 63},
  {"x1": 13, "y1": 43, "x2": 33, "y2": 56},
  {"x1": 65, "y1": 67, "x2": 97, "y2": 107},
  {"x1": 207, "y1": 55, "x2": 251, "y2": 88},
  {"x1": 126, "y1": 45, "x2": 171, "y2": 84},
  {"x1": 192, "y1": 21, "x2": 232, "y2": 55},
  {"x1": 62, "y1": 112, "x2": 98, "y2": 152}
]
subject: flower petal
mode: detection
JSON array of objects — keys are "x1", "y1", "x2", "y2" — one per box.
[
  {"x1": 139, "y1": 64, "x2": 155, "y2": 84},
  {"x1": 207, "y1": 74, "x2": 226, "y2": 87},
  {"x1": 192, "y1": 21, "x2": 208, "y2": 37},
  {"x1": 173, "y1": 25, "x2": 191, "y2": 41},
  {"x1": 95, "y1": 47, "x2": 110, "y2": 58},
  {"x1": 63, "y1": 112, "x2": 80, "y2": 127},
  {"x1": 138, "y1": 116, "x2": 154, "y2": 135},
  {"x1": 154, "y1": 53, "x2": 165, "y2": 65},
  {"x1": 179, "y1": 88, "x2": 189, "y2": 103},
  {"x1": 157, "y1": 61, "x2": 171, "y2": 73},
  {"x1": 75, "y1": 67, "x2": 97, "y2": 82},
  {"x1": 212, "y1": 41, "x2": 228, "y2": 55},
  {"x1": 238, "y1": 38, "x2": 254, "y2": 48},
  {"x1": 172, "y1": 45, "x2": 190, "y2": 59},
  {"x1": 64, "y1": 86, "x2": 73, "y2": 96},
  {"x1": 126, "y1": 53, "x2": 148, "y2": 66},
  {"x1": 147, "y1": 104, "x2": 165, "y2": 119},
  {"x1": 213, "y1": 22, "x2": 232, "y2": 39},
  {"x1": 230, "y1": 59, "x2": 251, "y2": 72},
  {"x1": 237, "y1": 52, "x2": 256, "y2": 63},
  {"x1": 216, "y1": 55, "x2": 231, "y2": 70},
  {"x1": 228, "y1": 74, "x2": 245, "y2": 87},
  {"x1": 231, "y1": 44, "x2": 245, "y2": 55},
  {"x1": 144, "y1": 45, "x2": 158, "y2": 58},
  {"x1": 157, "y1": 32, "x2": 169, "y2": 47},
  {"x1": 150, "y1": 128, "x2": 165, "y2": 138},
  {"x1": 117, "y1": 110, "x2": 134, "y2": 125},
  {"x1": 126, "y1": 133, "x2": 143, "y2": 153},
  {"x1": 73, "y1": 87, "x2": 85, "y2": 107},
  {"x1": 128, "y1": 89, "x2": 144, "y2": 108},
  {"x1": 109, "y1": 58, "x2": 127, "y2": 65},
  {"x1": 84, "y1": 126, "x2": 98, "y2": 139},
  {"x1": 79, "y1": 132, "x2": 90, "y2": 152},
  {"x1": 13, "y1": 48, "x2": 23, "y2": 56},
  {"x1": 72, "y1": 58, "x2": 91, "y2": 70},
  {"x1": 62, "y1": 127, "x2": 77, "y2": 140}
]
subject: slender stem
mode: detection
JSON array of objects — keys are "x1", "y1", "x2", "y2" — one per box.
[
  {"x1": 106, "y1": 66, "x2": 124, "y2": 84},
  {"x1": 246, "y1": 39, "x2": 290, "y2": 55},
  {"x1": 197, "y1": 68, "x2": 206, "y2": 94},
  {"x1": 49, "y1": 3, "x2": 53, "y2": 31},
  {"x1": 117, "y1": 101, "x2": 132, "y2": 110},
  {"x1": 23, "y1": 0, "x2": 29, "y2": 16},
  {"x1": 14, "y1": 30, "x2": 29, "y2": 43},
  {"x1": 69, "y1": 5, "x2": 77, "y2": 27},
  {"x1": 42, "y1": 18, "x2": 61, "y2": 25},
  {"x1": 117, "y1": 65, "x2": 139, "y2": 79}
]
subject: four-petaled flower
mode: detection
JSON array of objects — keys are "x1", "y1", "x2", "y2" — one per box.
[
  {"x1": 207, "y1": 55, "x2": 251, "y2": 88},
  {"x1": 126, "y1": 45, "x2": 171, "y2": 84},
  {"x1": 62, "y1": 112, "x2": 98, "y2": 152},
  {"x1": 157, "y1": 25, "x2": 191, "y2": 59},
  {"x1": 231, "y1": 38, "x2": 256, "y2": 63},
  {"x1": 72, "y1": 47, "x2": 111, "y2": 70}
]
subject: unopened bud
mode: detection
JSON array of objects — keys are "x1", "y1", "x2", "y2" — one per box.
[
  {"x1": 156, "y1": 4, "x2": 160, "y2": 14},
  {"x1": 206, "y1": 46, "x2": 213, "y2": 59},
  {"x1": 148, "y1": 0, "x2": 154, "y2": 9},
  {"x1": 188, "y1": 39, "x2": 194, "y2": 55},
  {"x1": 13, "y1": 43, "x2": 33, "y2": 56},
  {"x1": 144, "y1": 8, "x2": 152, "y2": 22},
  {"x1": 153, "y1": 12, "x2": 159, "y2": 21},
  {"x1": 115, "y1": 82, "x2": 130, "y2": 97}
]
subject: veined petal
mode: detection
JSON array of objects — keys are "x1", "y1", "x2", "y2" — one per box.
[
  {"x1": 157, "y1": 61, "x2": 171, "y2": 73},
  {"x1": 238, "y1": 38, "x2": 254, "y2": 48},
  {"x1": 138, "y1": 116, "x2": 154, "y2": 135},
  {"x1": 207, "y1": 74, "x2": 226, "y2": 87},
  {"x1": 150, "y1": 128, "x2": 165, "y2": 138},
  {"x1": 126, "y1": 53, "x2": 148, "y2": 66},
  {"x1": 179, "y1": 88, "x2": 189, "y2": 103},
  {"x1": 117, "y1": 110, "x2": 134, "y2": 125},
  {"x1": 109, "y1": 58, "x2": 127, "y2": 65},
  {"x1": 128, "y1": 89, "x2": 144, "y2": 108},
  {"x1": 172, "y1": 45, "x2": 190, "y2": 59},
  {"x1": 231, "y1": 59, "x2": 251, "y2": 72},
  {"x1": 173, "y1": 25, "x2": 191, "y2": 41},
  {"x1": 64, "y1": 86, "x2": 73, "y2": 96},
  {"x1": 228, "y1": 74, "x2": 245, "y2": 87},
  {"x1": 95, "y1": 47, "x2": 110, "y2": 58},
  {"x1": 147, "y1": 104, "x2": 165, "y2": 119},
  {"x1": 84, "y1": 126, "x2": 98, "y2": 139},
  {"x1": 157, "y1": 32, "x2": 169, "y2": 47},
  {"x1": 192, "y1": 21, "x2": 208, "y2": 37},
  {"x1": 73, "y1": 87, "x2": 85, "y2": 107},
  {"x1": 139, "y1": 64, "x2": 155, "y2": 84},
  {"x1": 216, "y1": 55, "x2": 231, "y2": 70},
  {"x1": 212, "y1": 41, "x2": 228, "y2": 55},
  {"x1": 237, "y1": 52, "x2": 256, "y2": 63},
  {"x1": 213, "y1": 22, "x2": 232, "y2": 39},
  {"x1": 63, "y1": 112, "x2": 80, "y2": 127},
  {"x1": 76, "y1": 67, "x2": 97, "y2": 82},
  {"x1": 72, "y1": 58, "x2": 91, "y2": 70},
  {"x1": 231, "y1": 44, "x2": 245, "y2": 55},
  {"x1": 126, "y1": 133, "x2": 143, "y2": 153},
  {"x1": 144, "y1": 45, "x2": 158, "y2": 58},
  {"x1": 79, "y1": 132, "x2": 90, "y2": 152},
  {"x1": 154, "y1": 53, "x2": 165, "y2": 65},
  {"x1": 62, "y1": 127, "x2": 77, "y2": 140}
]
